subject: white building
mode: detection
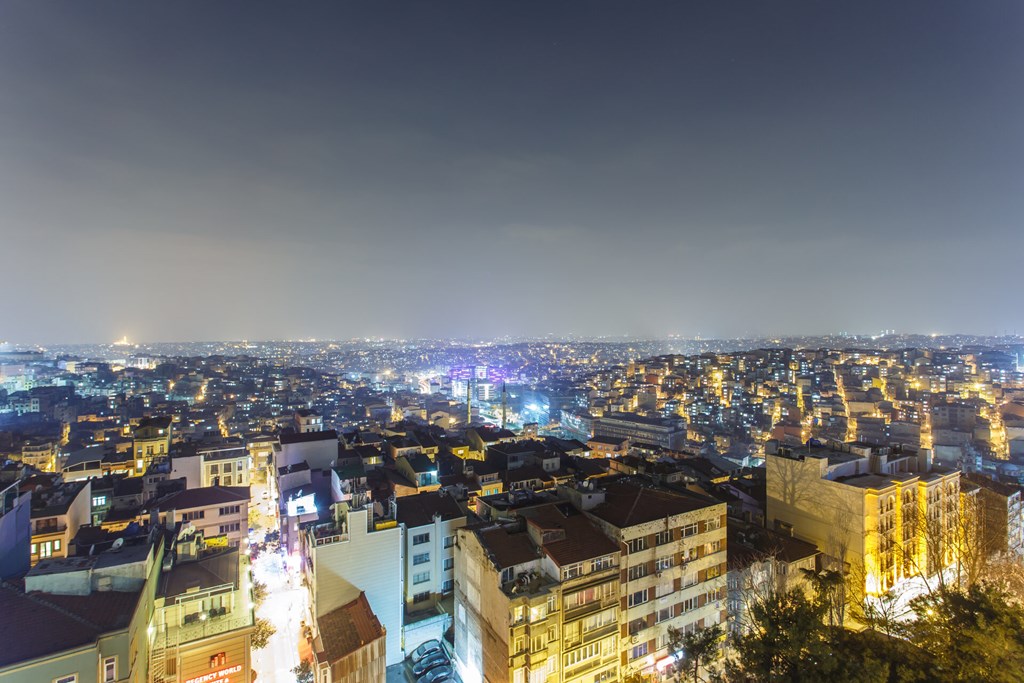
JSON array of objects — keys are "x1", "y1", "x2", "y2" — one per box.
[
  {"x1": 304, "y1": 503, "x2": 405, "y2": 665},
  {"x1": 397, "y1": 492, "x2": 466, "y2": 610}
]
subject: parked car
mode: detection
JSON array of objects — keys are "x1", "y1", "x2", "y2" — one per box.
[
  {"x1": 417, "y1": 665, "x2": 453, "y2": 683},
  {"x1": 409, "y1": 639, "x2": 442, "y2": 664},
  {"x1": 412, "y1": 652, "x2": 449, "y2": 677}
]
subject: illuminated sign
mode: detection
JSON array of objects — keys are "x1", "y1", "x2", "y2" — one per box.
[
  {"x1": 205, "y1": 535, "x2": 229, "y2": 548},
  {"x1": 184, "y1": 664, "x2": 242, "y2": 683}
]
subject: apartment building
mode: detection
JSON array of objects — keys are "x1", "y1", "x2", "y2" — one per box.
[
  {"x1": 766, "y1": 441, "x2": 961, "y2": 597},
  {"x1": 133, "y1": 417, "x2": 173, "y2": 475},
  {"x1": 963, "y1": 472, "x2": 1024, "y2": 557},
  {"x1": 303, "y1": 503, "x2": 404, "y2": 665},
  {"x1": 30, "y1": 479, "x2": 92, "y2": 565},
  {"x1": 454, "y1": 503, "x2": 621, "y2": 683},
  {"x1": 592, "y1": 414, "x2": 687, "y2": 451},
  {"x1": 0, "y1": 531, "x2": 161, "y2": 683},
  {"x1": 580, "y1": 481, "x2": 727, "y2": 678},
  {"x1": 171, "y1": 440, "x2": 251, "y2": 489},
  {"x1": 396, "y1": 491, "x2": 467, "y2": 612},
  {"x1": 312, "y1": 592, "x2": 387, "y2": 683},
  {"x1": 149, "y1": 533, "x2": 255, "y2": 683},
  {"x1": 726, "y1": 519, "x2": 819, "y2": 635},
  {"x1": 148, "y1": 486, "x2": 250, "y2": 547}
]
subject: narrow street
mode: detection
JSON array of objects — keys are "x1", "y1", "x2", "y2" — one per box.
[{"x1": 251, "y1": 550, "x2": 308, "y2": 682}]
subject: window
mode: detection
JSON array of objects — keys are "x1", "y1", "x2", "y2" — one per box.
[
  {"x1": 627, "y1": 537, "x2": 648, "y2": 553},
  {"x1": 562, "y1": 563, "x2": 583, "y2": 580},
  {"x1": 628, "y1": 617, "x2": 645, "y2": 636},
  {"x1": 630, "y1": 642, "x2": 649, "y2": 660},
  {"x1": 564, "y1": 642, "x2": 601, "y2": 668},
  {"x1": 103, "y1": 657, "x2": 117, "y2": 682},
  {"x1": 223, "y1": 475, "x2": 232, "y2": 485},
  {"x1": 92, "y1": 495, "x2": 107, "y2": 507},
  {"x1": 443, "y1": 557, "x2": 454, "y2": 571},
  {"x1": 627, "y1": 589, "x2": 649, "y2": 607},
  {"x1": 682, "y1": 523, "x2": 699, "y2": 537},
  {"x1": 55, "y1": 676, "x2": 77, "y2": 683},
  {"x1": 706, "y1": 517, "x2": 722, "y2": 531},
  {"x1": 628, "y1": 564, "x2": 648, "y2": 581},
  {"x1": 413, "y1": 591, "x2": 430, "y2": 603},
  {"x1": 218, "y1": 505, "x2": 241, "y2": 516},
  {"x1": 655, "y1": 530, "x2": 673, "y2": 545},
  {"x1": 443, "y1": 535, "x2": 456, "y2": 548},
  {"x1": 590, "y1": 555, "x2": 614, "y2": 572},
  {"x1": 183, "y1": 510, "x2": 205, "y2": 521},
  {"x1": 413, "y1": 553, "x2": 430, "y2": 565},
  {"x1": 655, "y1": 555, "x2": 673, "y2": 572},
  {"x1": 413, "y1": 571, "x2": 431, "y2": 585},
  {"x1": 706, "y1": 540, "x2": 722, "y2": 554},
  {"x1": 219, "y1": 522, "x2": 241, "y2": 534},
  {"x1": 39, "y1": 541, "x2": 53, "y2": 558},
  {"x1": 441, "y1": 580, "x2": 454, "y2": 593},
  {"x1": 413, "y1": 533, "x2": 430, "y2": 545},
  {"x1": 54, "y1": 539, "x2": 61, "y2": 551},
  {"x1": 682, "y1": 596, "x2": 699, "y2": 612},
  {"x1": 655, "y1": 607, "x2": 672, "y2": 624},
  {"x1": 706, "y1": 564, "x2": 721, "y2": 579},
  {"x1": 210, "y1": 464, "x2": 219, "y2": 474}
]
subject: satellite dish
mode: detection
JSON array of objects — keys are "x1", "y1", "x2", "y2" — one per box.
[{"x1": 110, "y1": 538, "x2": 125, "y2": 552}]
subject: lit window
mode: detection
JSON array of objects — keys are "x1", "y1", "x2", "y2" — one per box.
[{"x1": 103, "y1": 657, "x2": 117, "y2": 682}]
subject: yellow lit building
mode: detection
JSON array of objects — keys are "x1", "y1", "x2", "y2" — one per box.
[
  {"x1": 133, "y1": 416, "x2": 173, "y2": 475},
  {"x1": 766, "y1": 440, "x2": 960, "y2": 599}
]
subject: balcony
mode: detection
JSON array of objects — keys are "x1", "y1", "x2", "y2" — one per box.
[
  {"x1": 164, "y1": 607, "x2": 253, "y2": 645},
  {"x1": 564, "y1": 594, "x2": 619, "y2": 619},
  {"x1": 309, "y1": 521, "x2": 349, "y2": 546}
]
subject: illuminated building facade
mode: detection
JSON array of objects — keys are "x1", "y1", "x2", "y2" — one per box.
[
  {"x1": 133, "y1": 417, "x2": 173, "y2": 475},
  {"x1": 582, "y1": 482, "x2": 727, "y2": 678},
  {"x1": 766, "y1": 441, "x2": 961, "y2": 597},
  {"x1": 453, "y1": 505, "x2": 621, "y2": 683},
  {"x1": 149, "y1": 533, "x2": 255, "y2": 683}
]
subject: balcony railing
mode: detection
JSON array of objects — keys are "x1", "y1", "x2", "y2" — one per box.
[{"x1": 165, "y1": 610, "x2": 253, "y2": 645}]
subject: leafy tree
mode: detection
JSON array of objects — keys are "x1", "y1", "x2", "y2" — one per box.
[
  {"x1": 251, "y1": 616, "x2": 277, "y2": 650},
  {"x1": 670, "y1": 623, "x2": 723, "y2": 682},
  {"x1": 292, "y1": 659, "x2": 314, "y2": 683},
  {"x1": 726, "y1": 586, "x2": 831, "y2": 682},
  {"x1": 252, "y1": 579, "x2": 269, "y2": 607},
  {"x1": 903, "y1": 584, "x2": 1024, "y2": 682}
]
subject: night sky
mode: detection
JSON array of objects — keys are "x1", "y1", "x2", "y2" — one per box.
[{"x1": 2, "y1": 1, "x2": 1022, "y2": 343}]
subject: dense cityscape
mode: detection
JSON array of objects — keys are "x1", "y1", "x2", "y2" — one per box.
[
  {"x1": 2, "y1": 334, "x2": 1024, "y2": 682},
  {"x1": 5, "y1": 1, "x2": 1024, "y2": 681}
]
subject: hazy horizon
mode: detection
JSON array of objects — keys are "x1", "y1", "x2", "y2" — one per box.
[{"x1": 3, "y1": 1, "x2": 1022, "y2": 344}]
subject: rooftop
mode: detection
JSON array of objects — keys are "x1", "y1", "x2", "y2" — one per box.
[
  {"x1": 316, "y1": 592, "x2": 384, "y2": 664},
  {"x1": 588, "y1": 480, "x2": 721, "y2": 528}
]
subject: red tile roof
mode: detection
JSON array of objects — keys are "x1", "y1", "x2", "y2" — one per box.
[{"x1": 316, "y1": 592, "x2": 385, "y2": 664}]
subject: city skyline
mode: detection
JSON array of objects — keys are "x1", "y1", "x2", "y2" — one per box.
[{"x1": 3, "y1": 1, "x2": 1023, "y2": 342}]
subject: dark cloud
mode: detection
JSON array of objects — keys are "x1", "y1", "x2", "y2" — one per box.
[{"x1": 1, "y1": 1, "x2": 1022, "y2": 342}]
